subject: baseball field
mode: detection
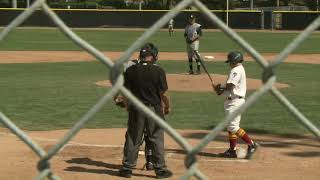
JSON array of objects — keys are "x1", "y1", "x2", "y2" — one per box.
[{"x1": 0, "y1": 28, "x2": 319, "y2": 179}]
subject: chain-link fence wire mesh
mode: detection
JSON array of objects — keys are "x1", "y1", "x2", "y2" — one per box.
[{"x1": 0, "y1": 0, "x2": 320, "y2": 179}]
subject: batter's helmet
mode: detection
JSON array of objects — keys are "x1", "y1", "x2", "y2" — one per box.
[
  {"x1": 225, "y1": 51, "x2": 244, "y2": 64},
  {"x1": 139, "y1": 43, "x2": 158, "y2": 61}
]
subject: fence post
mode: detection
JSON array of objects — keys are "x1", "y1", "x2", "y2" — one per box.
[
  {"x1": 12, "y1": 0, "x2": 17, "y2": 8},
  {"x1": 271, "y1": 11, "x2": 274, "y2": 31},
  {"x1": 261, "y1": 10, "x2": 264, "y2": 30},
  {"x1": 275, "y1": 12, "x2": 282, "y2": 30}
]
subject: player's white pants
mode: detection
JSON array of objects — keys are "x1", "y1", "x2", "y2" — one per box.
[
  {"x1": 224, "y1": 98, "x2": 245, "y2": 133},
  {"x1": 186, "y1": 40, "x2": 199, "y2": 59}
]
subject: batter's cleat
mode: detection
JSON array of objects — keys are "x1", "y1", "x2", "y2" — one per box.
[
  {"x1": 218, "y1": 148, "x2": 237, "y2": 158},
  {"x1": 119, "y1": 168, "x2": 132, "y2": 178},
  {"x1": 155, "y1": 169, "x2": 173, "y2": 179},
  {"x1": 145, "y1": 162, "x2": 154, "y2": 171},
  {"x1": 245, "y1": 142, "x2": 259, "y2": 159},
  {"x1": 188, "y1": 70, "x2": 194, "y2": 75}
]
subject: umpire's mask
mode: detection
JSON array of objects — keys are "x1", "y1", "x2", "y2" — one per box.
[{"x1": 139, "y1": 43, "x2": 158, "y2": 62}]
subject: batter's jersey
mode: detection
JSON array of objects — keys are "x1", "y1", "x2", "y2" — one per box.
[
  {"x1": 225, "y1": 64, "x2": 246, "y2": 98},
  {"x1": 184, "y1": 23, "x2": 202, "y2": 40}
]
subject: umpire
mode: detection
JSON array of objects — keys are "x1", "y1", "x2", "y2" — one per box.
[{"x1": 119, "y1": 43, "x2": 173, "y2": 179}]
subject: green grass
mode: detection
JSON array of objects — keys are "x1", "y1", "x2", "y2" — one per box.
[
  {"x1": 1, "y1": 29, "x2": 320, "y2": 53},
  {"x1": 0, "y1": 61, "x2": 319, "y2": 136}
]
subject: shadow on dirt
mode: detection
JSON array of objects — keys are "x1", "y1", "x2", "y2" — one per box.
[
  {"x1": 64, "y1": 157, "x2": 154, "y2": 178},
  {"x1": 182, "y1": 131, "x2": 320, "y2": 149},
  {"x1": 64, "y1": 166, "x2": 119, "y2": 176},
  {"x1": 182, "y1": 132, "x2": 227, "y2": 142},
  {"x1": 283, "y1": 151, "x2": 320, "y2": 158},
  {"x1": 165, "y1": 148, "x2": 220, "y2": 158},
  {"x1": 66, "y1": 157, "x2": 122, "y2": 169}
]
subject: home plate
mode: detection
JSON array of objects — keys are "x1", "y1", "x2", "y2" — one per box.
[
  {"x1": 204, "y1": 56, "x2": 215, "y2": 61},
  {"x1": 237, "y1": 147, "x2": 247, "y2": 158},
  {"x1": 138, "y1": 151, "x2": 145, "y2": 155}
]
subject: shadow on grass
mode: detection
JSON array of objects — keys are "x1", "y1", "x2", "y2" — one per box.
[{"x1": 64, "y1": 157, "x2": 154, "y2": 178}]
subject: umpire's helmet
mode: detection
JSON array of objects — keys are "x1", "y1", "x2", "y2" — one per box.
[
  {"x1": 189, "y1": 14, "x2": 196, "y2": 19},
  {"x1": 139, "y1": 43, "x2": 158, "y2": 61},
  {"x1": 225, "y1": 51, "x2": 244, "y2": 64}
]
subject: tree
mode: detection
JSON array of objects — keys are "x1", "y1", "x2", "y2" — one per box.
[
  {"x1": 97, "y1": 0, "x2": 126, "y2": 9},
  {"x1": 304, "y1": 0, "x2": 318, "y2": 10},
  {"x1": 282, "y1": 0, "x2": 290, "y2": 6},
  {"x1": 165, "y1": 0, "x2": 177, "y2": 9},
  {"x1": 143, "y1": 0, "x2": 163, "y2": 9}
]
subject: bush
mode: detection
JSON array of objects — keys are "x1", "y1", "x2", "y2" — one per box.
[
  {"x1": 48, "y1": 1, "x2": 97, "y2": 9},
  {"x1": 97, "y1": 0, "x2": 126, "y2": 9},
  {"x1": 304, "y1": 0, "x2": 318, "y2": 11},
  {"x1": 0, "y1": 0, "x2": 10, "y2": 8},
  {"x1": 144, "y1": 0, "x2": 164, "y2": 10}
]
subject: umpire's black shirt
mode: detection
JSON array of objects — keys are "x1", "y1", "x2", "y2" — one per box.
[{"x1": 124, "y1": 60, "x2": 168, "y2": 106}]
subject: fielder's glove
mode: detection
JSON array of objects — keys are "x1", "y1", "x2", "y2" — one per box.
[
  {"x1": 186, "y1": 37, "x2": 199, "y2": 44},
  {"x1": 186, "y1": 38, "x2": 193, "y2": 44},
  {"x1": 114, "y1": 96, "x2": 126, "y2": 108},
  {"x1": 214, "y1": 84, "x2": 225, "y2": 96},
  {"x1": 163, "y1": 106, "x2": 171, "y2": 115}
]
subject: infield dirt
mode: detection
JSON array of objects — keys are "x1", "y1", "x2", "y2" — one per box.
[
  {"x1": 0, "y1": 51, "x2": 319, "y2": 64},
  {"x1": 0, "y1": 128, "x2": 319, "y2": 180}
]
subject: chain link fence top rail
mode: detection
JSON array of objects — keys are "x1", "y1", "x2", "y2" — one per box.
[{"x1": 0, "y1": 0, "x2": 320, "y2": 179}]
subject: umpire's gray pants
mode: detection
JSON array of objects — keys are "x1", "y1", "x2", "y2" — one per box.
[{"x1": 122, "y1": 104, "x2": 166, "y2": 170}]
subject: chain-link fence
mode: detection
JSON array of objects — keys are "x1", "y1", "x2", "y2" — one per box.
[{"x1": 0, "y1": 0, "x2": 320, "y2": 179}]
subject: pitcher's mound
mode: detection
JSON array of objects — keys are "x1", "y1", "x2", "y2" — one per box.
[{"x1": 96, "y1": 73, "x2": 289, "y2": 92}]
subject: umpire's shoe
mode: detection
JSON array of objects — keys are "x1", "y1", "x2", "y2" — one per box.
[
  {"x1": 155, "y1": 169, "x2": 173, "y2": 179},
  {"x1": 245, "y1": 142, "x2": 259, "y2": 159},
  {"x1": 119, "y1": 168, "x2": 132, "y2": 178},
  {"x1": 218, "y1": 148, "x2": 237, "y2": 158}
]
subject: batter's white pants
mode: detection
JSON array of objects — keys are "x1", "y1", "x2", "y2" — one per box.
[
  {"x1": 186, "y1": 40, "x2": 199, "y2": 59},
  {"x1": 224, "y1": 98, "x2": 245, "y2": 133}
]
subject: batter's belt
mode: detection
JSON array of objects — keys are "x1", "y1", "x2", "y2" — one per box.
[{"x1": 226, "y1": 96, "x2": 244, "y2": 100}]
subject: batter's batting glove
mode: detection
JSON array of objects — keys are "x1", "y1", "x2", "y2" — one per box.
[{"x1": 214, "y1": 84, "x2": 225, "y2": 96}]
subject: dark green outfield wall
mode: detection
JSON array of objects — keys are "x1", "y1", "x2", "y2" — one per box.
[
  {"x1": 3, "y1": 9, "x2": 319, "y2": 30},
  {"x1": 0, "y1": 9, "x2": 264, "y2": 29}
]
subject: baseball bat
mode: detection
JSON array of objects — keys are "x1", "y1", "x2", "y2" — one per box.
[{"x1": 193, "y1": 50, "x2": 216, "y2": 87}]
